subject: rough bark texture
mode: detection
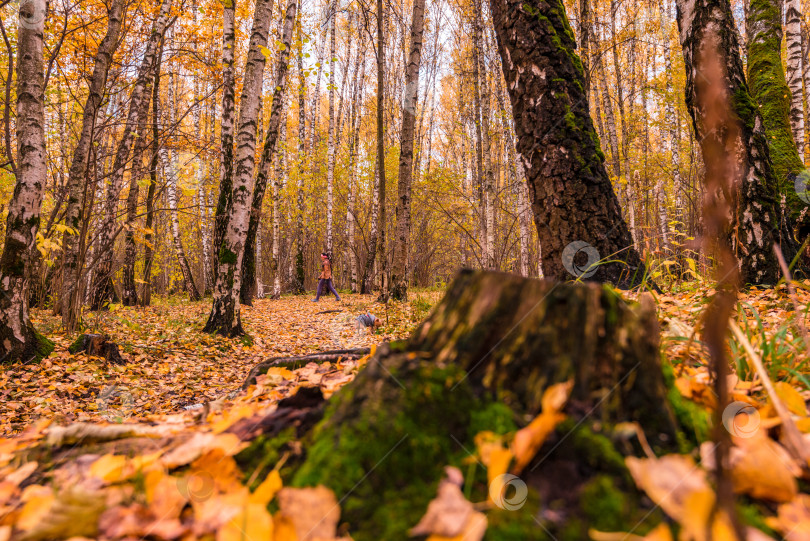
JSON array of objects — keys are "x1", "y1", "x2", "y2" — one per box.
[
  {"x1": 676, "y1": 0, "x2": 796, "y2": 284},
  {"x1": 0, "y1": 0, "x2": 54, "y2": 363},
  {"x1": 489, "y1": 0, "x2": 645, "y2": 285},
  {"x1": 90, "y1": 0, "x2": 172, "y2": 310},
  {"x1": 746, "y1": 0, "x2": 806, "y2": 222},
  {"x1": 785, "y1": 0, "x2": 805, "y2": 157},
  {"x1": 204, "y1": 0, "x2": 276, "y2": 336},
  {"x1": 240, "y1": 0, "x2": 296, "y2": 306},
  {"x1": 280, "y1": 270, "x2": 683, "y2": 540},
  {"x1": 212, "y1": 0, "x2": 237, "y2": 272},
  {"x1": 390, "y1": 0, "x2": 426, "y2": 301},
  {"x1": 60, "y1": 0, "x2": 126, "y2": 330}
]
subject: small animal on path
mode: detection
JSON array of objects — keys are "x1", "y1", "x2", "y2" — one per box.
[{"x1": 355, "y1": 312, "x2": 383, "y2": 334}]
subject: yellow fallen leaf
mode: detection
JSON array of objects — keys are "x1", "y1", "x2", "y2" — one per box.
[
  {"x1": 145, "y1": 470, "x2": 187, "y2": 519},
  {"x1": 250, "y1": 469, "x2": 283, "y2": 505},
  {"x1": 16, "y1": 485, "x2": 55, "y2": 532},
  {"x1": 510, "y1": 381, "x2": 572, "y2": 474},
  {"x1": 217, "y1": 502, "x2": 273, "y2": 541},
  {"x1": 625, "y1": 455, "x2": 708, "y2": 522},
  {"x1": 473, "y1": 431, "x2": 513, "y2": 494},
  {"x1": 273, "y1": 511, "x2": 298, "y2": 541},
  {"x1": 774, "y1": 381, "x2": 808, "y2": 417},
  {"x1": 89, "y1": 454, "x2": 127, "y2": 483},
  {"x1": 590, "y1": 522, "x2": 674, "y2": 541},
  {"x1": 212, "y1": 405, "x2": 258, "y2": 434}
]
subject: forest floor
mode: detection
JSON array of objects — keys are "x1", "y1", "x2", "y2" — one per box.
[
  {"x1": 1, "y1": 281, "x2": 810, "y2": 540},
  {"x1": 0, "y1": 291, "x2": 442, "y2": 436}
]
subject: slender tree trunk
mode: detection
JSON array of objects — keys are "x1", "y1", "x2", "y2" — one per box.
[
  {"x1": 362, "y1": 0, "x2": 386, "y2": 295},
  {"x1": 91, "y1": 0, "x2": 172, "y2": 310},
  {"x1": 579, "y1": 0, "x2": 590, "y2": 96},
  {"x1": 676, "y1": 0, "x2": 794, "y2": 284},
  {"x1": 489, "y1": 0, "x2": 645, "y2": 284},
  {"x1": 0, "y1": 0, "x2": 54, "y2": 362},
  {"x1": 390, "y1": 0, "x2": 426, "y2": 301},
  {"x1": 362, "y1": 166, "x2": 379, "y2": 294},
  {"x1": 205, "y1": 0, "x2": 277, "y2": 336},
  {"x1": 163, "y1": 68, "x2": 201, "y2": 300},
  {"x1": 141, "y1": 46, "x2": 162, "y2": 307},
  {"x1": 240, "y1": 0, "x2": 296, "y2": 306},
  {"x1": 610, "y1": 0, "x2": 631, "y2": 220},
  {"x1": 272, "y1": 103, "x2": 286, "y2": 299},
  {"x1": 802, "y1": 22, "x2": 810, "y2": 163},
  {"x1": 471, "y1": 14, "x2": 485, "y2": 267},
  {"x1": 60, "y1": 0, "x2": 126, "y2": 330},
  {"x1": 212, "y1": 0, "x2": 237, "y2": 269},
  {"x1": 121, "y1": 90, "x2": 152, "y2": 306},
  {"x1": 475, "y1": 0, "x2": 495, "y2": 270},
  {"x1": 746, "y1": 0, "x2": 805, "y2": 223},
  {"x1": 785, "y1": 0, "x2": 806, "y2": 160},
  {"x1": 591, "y1": 29, "x2": 621, "y2": 183},
  {"x1": 347, "y1": 53, "x2": 365, "y2": 294},
  {"x1": 659, "y1": 1, "x2": 682, "y2": 224},
  {"x1": 325, "y1": 7, "x2": 337, "y2": 254},
  {"x1": 294, "y1": 5, "x2": 306, "y2": 294}
]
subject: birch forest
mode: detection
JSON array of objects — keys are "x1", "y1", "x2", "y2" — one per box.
[{"x1": 5, "y1": 0, "x2": 810, "y2": 536}]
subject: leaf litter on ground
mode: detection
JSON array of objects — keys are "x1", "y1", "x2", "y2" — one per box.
[{"x1": 2, "y1": 285, "x2": 810, "y2": 539}]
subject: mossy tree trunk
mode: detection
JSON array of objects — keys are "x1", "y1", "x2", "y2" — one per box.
[
  {"x1": 488, "y1": 0, "x2": 645, "y2": 285},
  {"x1": 276, "y1": 270, "x2": 682, "y2": 539},
  {"x1": 746, "y1": 0, "x2": 806, "y2": 223},
  {"x1": 676, "y1": 0, "x2": 797, "y2": 285},
  {"x1": 0, "y1": 0, "x2": 54, "y2": 363}
]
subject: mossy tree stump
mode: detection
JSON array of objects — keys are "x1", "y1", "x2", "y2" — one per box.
[{"x1": 242, "y1": 270, "x2": 686, "y2": 539}]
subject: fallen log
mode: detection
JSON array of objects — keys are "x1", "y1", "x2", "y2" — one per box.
[
  {"x1": 237, "y1": 270, "x2": 699, "y2": 540},
  {"x1": 241, "y1": 347, "x2": 370, "y2": 390}
]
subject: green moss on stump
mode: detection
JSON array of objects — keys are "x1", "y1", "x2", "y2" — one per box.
[{"x1": 291, "y1": 352, "x2": 479, "y2": 540}]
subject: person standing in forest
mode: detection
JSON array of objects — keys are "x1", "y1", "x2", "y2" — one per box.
[{"x1": 313, "y1": 252, "x2": 341, "y2": 301}]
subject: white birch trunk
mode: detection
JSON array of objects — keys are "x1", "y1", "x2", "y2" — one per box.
[
  {"x1": 325, "y1": 7, "x2": 337, "y2": 254},
  {"x1": 0, "y1": 0, "x2": 52, "y2": 362},
  {"x1": 204, "y1": 0, "x2": 276, "y2": 335},
  {"x1": 786, "y1": 0, "x2": 806, "y2": 158}
]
